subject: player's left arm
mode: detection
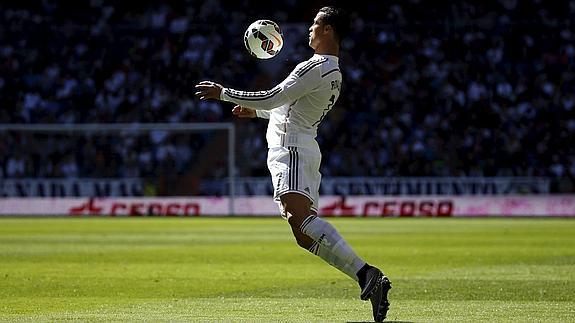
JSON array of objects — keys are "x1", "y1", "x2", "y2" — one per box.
[
  {"x1": 232, "y1": 105, "x2": 257, "y2": 118},
  {"x1": 255, "y1": 110, "x2": 271, "y2": 119},
  {"x1": 233, "y1": 106, "x2": 270, "y2": 119}
]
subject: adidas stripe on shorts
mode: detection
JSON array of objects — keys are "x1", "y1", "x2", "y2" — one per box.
[{"x1": 267, "y1": 145, "x2": 321, "y2": 216}]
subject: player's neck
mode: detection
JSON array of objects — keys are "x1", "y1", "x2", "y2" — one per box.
[{"x1": 314, "y1": 43, "x2": 339, "y2": 57}]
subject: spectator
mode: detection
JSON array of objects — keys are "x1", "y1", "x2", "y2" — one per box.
[{"x1": 0, "y1": 1, "x2": 573, "y2": 193}]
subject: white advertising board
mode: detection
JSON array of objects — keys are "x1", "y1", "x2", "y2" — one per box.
[{"x1": 0, "y1": 195, "x2": 574, "y2": 217}]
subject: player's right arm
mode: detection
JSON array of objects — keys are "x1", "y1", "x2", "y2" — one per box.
[
  {"x1": 194, "y1": 83, "x2": 271, "y2": 119},
  {"x1": 194, "y1": 58, "x2": 324, "y2": 112},
  {"x1": 218, "y1": 58, "x2": 325, "y2": 111}
]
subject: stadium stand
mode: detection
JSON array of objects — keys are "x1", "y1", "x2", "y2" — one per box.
[{"x1": 0, "y1": 0, "x2": 574, "y2": 193}]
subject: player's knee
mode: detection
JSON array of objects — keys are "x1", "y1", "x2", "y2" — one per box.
[
  {"x1": 293, "y1": 235, "x2": 308, "y2": 249},
  {"x1": 286, "y1": 211, "x2": 306, "y2": 229},
  {"x1": 280, "y1": 193, "x2": 311, "y2": 226},
  {"x1": 291, "y1": 226, "x2": 314, "y2": 249}
]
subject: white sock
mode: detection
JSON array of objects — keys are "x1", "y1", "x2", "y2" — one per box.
[{"x1": 300, "y1": 215, "x2": 365, "y2": 281}]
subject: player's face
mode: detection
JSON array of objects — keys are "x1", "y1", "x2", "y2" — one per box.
[{"x1": 308, "y1": 12, "x2": 326, "y2": 49}]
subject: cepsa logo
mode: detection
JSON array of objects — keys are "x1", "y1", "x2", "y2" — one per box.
[
  {"x1": 321, "y1": 197, "x2": 454, "y2": 217},
  {"x1": 68, "y1": 198, "x2": 201, "y2": 216}
]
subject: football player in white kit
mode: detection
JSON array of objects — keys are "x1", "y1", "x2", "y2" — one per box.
[{"x1": 195, "y1": 7, "x2": 391, "y2": 322}]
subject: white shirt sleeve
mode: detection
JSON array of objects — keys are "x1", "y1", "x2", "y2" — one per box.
[
  {"x1": 256, "y1": 110, "x2": 271, "y2": 119},
  {"x1": 220, "y1": 59, "x2": 324, "y2": 111}
]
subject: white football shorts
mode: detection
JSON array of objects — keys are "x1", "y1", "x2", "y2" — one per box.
[{"x1": 267, "y1": 145, "x2": 322, "y2": 216}]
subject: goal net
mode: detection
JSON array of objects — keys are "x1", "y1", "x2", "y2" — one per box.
[{"x1": 0, "y1": 123, "x2": 237, "y2": 215}]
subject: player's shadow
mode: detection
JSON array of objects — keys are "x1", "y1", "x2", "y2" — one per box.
[{"x1": 347, "y1": 321, "x2": 414, "y2": 323}]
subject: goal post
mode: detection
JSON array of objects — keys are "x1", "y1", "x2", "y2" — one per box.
[{"x1": 0, "y1": 123, "x2": 236, "y2": 215}]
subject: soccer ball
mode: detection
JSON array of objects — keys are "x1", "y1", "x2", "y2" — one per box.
[{"x1": 243, "y1": 20, "x2": 283, "y2": 59}]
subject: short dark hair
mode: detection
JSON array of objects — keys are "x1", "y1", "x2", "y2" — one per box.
[{"x1": 318, "y1": 6, "x2": 349, "y2": 43}]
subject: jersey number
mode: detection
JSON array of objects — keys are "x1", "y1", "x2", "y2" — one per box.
[{"x1": 312, "y1": 94, "x2": 335, "y2": 126}]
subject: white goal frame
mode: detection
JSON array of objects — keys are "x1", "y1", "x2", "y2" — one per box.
[{"x1": 0, "y1": 123, "x2": 237, "y2": 215}]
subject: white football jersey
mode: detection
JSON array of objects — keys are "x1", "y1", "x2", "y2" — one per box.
[{"x1": 220, "y1": 54, "x2": 342, "y2": 149}]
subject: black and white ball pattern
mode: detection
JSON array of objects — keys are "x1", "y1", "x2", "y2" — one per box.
[{"x1": 244, "y1": 20, "x2": 283, "y2": 59}]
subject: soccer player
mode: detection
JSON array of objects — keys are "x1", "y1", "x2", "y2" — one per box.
[{"x1": 195, "y1": 6, "x2": 391, "y2": 322}]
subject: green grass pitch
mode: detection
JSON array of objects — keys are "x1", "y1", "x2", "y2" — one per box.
[{"x1": 0, "y1": 217, "x2": 574, "y2": 322}]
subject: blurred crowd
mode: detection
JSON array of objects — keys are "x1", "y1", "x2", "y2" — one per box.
[{"x1": 1, "y1": 0, "x2": 574, "y2": 192}]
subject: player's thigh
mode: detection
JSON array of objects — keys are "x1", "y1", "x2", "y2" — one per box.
[
  {"x1": 268, "y1": 147, "x2": 320, "y2": 208},
  {"x1": 306, "y1": 151, "x2": 321, "y2": 214},
  {"x1": 268, "y1": 146, "x2": 320, "y2": 217}
]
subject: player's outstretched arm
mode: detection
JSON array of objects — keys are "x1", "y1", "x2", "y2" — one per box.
[
  {"x1": 219, "y1": 67, "x2": 320, "y2": 111},
  {"x1": 195, "y1": 68, "x2": 319, "y2": 112},
  {"x1": 194, "y1": 81, "x2": 223, "y2": 100},
  {"x1": 232, "y1": 105, "x2": 256, "y2": 118},
  {"x1": 195, "y1": 82, "x2": 267, "y2": 119}
]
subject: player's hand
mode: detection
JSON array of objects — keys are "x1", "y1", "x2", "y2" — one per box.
[
  {"x1": 194, "y1": 81, "x2": 223, "y2": 100},
  {"x1": 232, "y1": 105, "x2": 256, "y2": 118}
]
